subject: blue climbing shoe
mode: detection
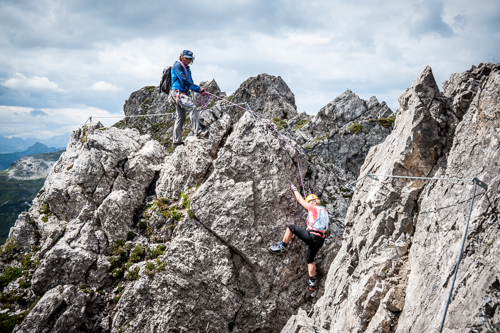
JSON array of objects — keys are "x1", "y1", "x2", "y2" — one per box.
[{"x1": 269, "y1": 241, "x2": 287, "y2": 254}]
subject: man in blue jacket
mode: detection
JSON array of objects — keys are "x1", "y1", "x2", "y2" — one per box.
[{"x1": 169, "y1": 50, "x2": 208, "y2": 147}]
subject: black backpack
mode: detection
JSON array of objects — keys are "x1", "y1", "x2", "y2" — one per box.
[{"x1": 159, "y1": 66, "x2": 172, "y2": 94}]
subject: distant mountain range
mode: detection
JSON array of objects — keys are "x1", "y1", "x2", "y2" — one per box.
[
  {"x1": 0, "y1": 150, "x2": 64, "y2": 244},
  {"x1": 0, "y1": 142, "x2": 66, "y2": 170},
  {"x1": 0, "y1": 132, "x2": 70, "y2": 154}
]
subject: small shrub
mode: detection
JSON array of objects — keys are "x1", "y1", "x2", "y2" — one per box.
[
  {"x1": 41, "y1": 215, "x2": 48, "y2": 223},
  {"x1": 40, "y1": 202, "x2": 50, "y2": 215},
  {"x1": 148, "y1": 244, "x2": 167, "y2": 259},
  {"x1": 126, "y1": 231, "x2": 137, "y2": 241},
  {"x1": 110, "y1": 267, "x2": 124, "y2": 279},
  {"x1": 156, "y1": 258, "x2": 167, "y2": 272},
  {"x1": 112, "y1": 295, "x2": 121, "y2": 303},
  {"x1": 187, "y1": 206, "x2": 196, "y2": 219},
  {"x1": 0, "y1": 238, "x2": 17, "y2": 256},
  {"x1": 138, "y1": 222, "x2": 147, "y2": 230},
  {"x1": 18, "y1": 278, "x2": 31, "y2": 289},
  {"x1": 111, "y1": 242, "x2": 126, "y2": 257},
  {"x1": 169, "y1": 207, "x2": 184, "y2": 222},
  {"x1": 128, "y1": 244, "x2": 144, "y2": 264},
  {"x1": 144, "y1": 262, "x2": 156, "y2": 277},
  {"x1": 181, "y1": 194, "x2": 190, "y2": 210},
  {"x1": 98, "y1": 290, "x2": 105, "y2": 295},
  {"x1": 159, "y1": 197, "x2": 169, "y2": 204},
  {"x1": 152, "y1": 237, "x2": 164, "y2": 243},
  {"x1": 20, "y1": 253, "x2": 36, "y2": 271},
  {"x1": 0, "y1": 267, "x2": 23, "y2": 288},
  {"x1": 79, "y1": 283, "x2": 89, "y2": 290},
  {"x1": 126, "y1": 268, "x2": 140, "y2": 280},
  {"x1": 108, "y1": 256, "x2": 121, "y2": 269},
  {"x1": 117, "y1": 285, "x2": 124, "y2": 293}
]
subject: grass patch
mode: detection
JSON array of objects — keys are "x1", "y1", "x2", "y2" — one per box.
[
  {"x1": 0, "y1": 266, "x2": 23, "y2": 288},
  {"x1": 294, "y1": 119, "x2": 309, "y2": 130},
  {"x1": 378, "y1": 116, "x2": 395, "y2": 128},
  {"x1": 144, "y1": 86, "x2": 156, "y2": 93},
  {"x1": 304, "y1": 134, "x2": 328, "y2": 149},
  {"x1": 349, "y1": 123, "x2": 362, "y2": 135},
  {"x1": 272, "y1": 117, "x2": 288, "y2": 131}
]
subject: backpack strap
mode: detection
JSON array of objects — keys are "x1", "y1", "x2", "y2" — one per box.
[{"x1": 177, "y1": 61, "x2": 190, "y2": 81}]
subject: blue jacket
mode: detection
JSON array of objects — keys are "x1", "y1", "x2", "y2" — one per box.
[{"x1": 171, "y1": 61, "x2": 201, "y2": 93}]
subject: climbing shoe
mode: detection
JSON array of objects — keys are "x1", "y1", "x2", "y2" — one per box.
[
  {"x1": 173, "y1": 142, "x2": 185, "y2": 147},
  {"x1": 307, "y1": 277, "x2": 317, "y2": 290},
  {"x1": 269, "y1": 241, "x2": 287, "y2": 254}
]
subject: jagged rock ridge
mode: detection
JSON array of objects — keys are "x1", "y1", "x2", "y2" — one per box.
[
  {"x1": 0, "y1": 73, "x2": 396, "y2": 332},
  {"x1": 282, "y1": 62, "x2": 500, "y2": 332}
]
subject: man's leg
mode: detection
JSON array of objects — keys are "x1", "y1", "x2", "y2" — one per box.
[
  {"x1": 173, "y1": 103, "x2": 186, "y2": 144},
  {"x1": 180, "y1": 94, "x2": 206, "y2": 136}
]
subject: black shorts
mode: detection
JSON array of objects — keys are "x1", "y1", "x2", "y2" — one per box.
[{"x1": 288, "y1": 225, "x2": 325, "y2": 264}]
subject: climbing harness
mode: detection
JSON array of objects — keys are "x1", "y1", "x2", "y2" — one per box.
[{"x1": 347, "y1": 172, "x2": 495, "y2": 332}]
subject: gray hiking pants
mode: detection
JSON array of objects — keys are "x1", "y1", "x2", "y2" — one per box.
[{"x1": 170, "y1": 91, "x2": 201, "y2": 144}]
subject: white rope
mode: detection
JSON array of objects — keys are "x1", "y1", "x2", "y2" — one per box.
[
  {"x1": 346, "y1": 172, "x2": 474, "y2": 189},
  {"x1": 84, "y1": 102, "x2": 247, "y2": 121}
]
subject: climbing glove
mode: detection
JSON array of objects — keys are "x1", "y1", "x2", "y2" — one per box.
[{"x1": 291, "y1": 184, "x2": 298, "y2": 192}]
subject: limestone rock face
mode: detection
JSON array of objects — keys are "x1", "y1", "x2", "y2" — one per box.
[
  {"x1": 15, "y1": 285, "x2": 91, "y2": 333},
  {"x1": 23, "y1": 121, "x2": 167, "y2": 295},
  {"x1": 1, "y1": 72, "x2": 394, "y2": 332},
  {"x1": 290, "y1": 90, "x2": 394, "y2": 179},
  {"x1": 282, "y1": 63, "x2": 500, "y2": 333},
  {"x1": 230, "y1": 73, "x2": 298, "y2": 120}
]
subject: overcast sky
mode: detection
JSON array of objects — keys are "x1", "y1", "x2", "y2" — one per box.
[{"x1": 0, "y1": 0, "x2": 499, "y2": 139}]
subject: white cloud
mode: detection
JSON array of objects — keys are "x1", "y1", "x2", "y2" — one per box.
[
  {"x1": 0, "y1": 105, "x2": 122, "y2": 138},
  {"x1": 1, "y1": 72, "x2": 65, "y2": 92},
  {"x1": 90, "y1": 81, "x2": 123, "y2": 92}
]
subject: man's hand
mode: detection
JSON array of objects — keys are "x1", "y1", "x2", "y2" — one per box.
[
  {"x1": 291, "y1": 184, "x2": 298, "y2": 192},
  {"x1": 200, "y1": 87, "x2": 208, "y2": 96}
]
